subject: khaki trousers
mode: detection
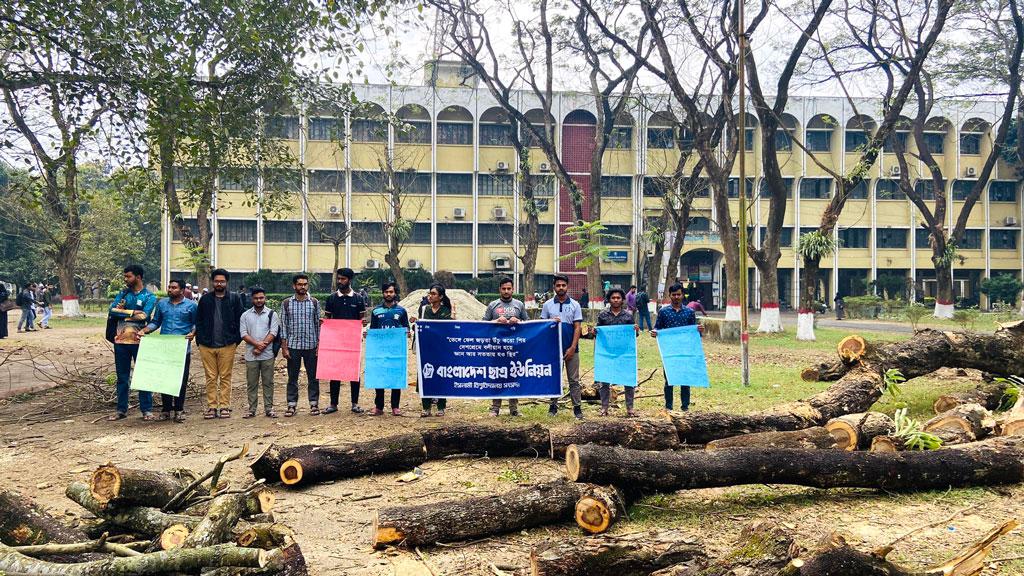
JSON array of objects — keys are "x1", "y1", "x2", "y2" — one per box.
[{"x1": 199, "y1": 344, "x2": 237, "y2": 409}]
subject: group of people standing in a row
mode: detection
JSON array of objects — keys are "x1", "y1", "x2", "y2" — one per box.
[
  {"x1": 106, "y1": 265, "x2": 704, "y2": 424},
  {"x1": 0, "y1": 282, "x2": 54, "y2": 339}
]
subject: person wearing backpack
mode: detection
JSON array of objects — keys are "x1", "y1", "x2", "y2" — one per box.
[
  {"x1": 239, "y1": 287, "x2": 280, "y2": 418},
  {"x1": 280, "y1": 273, "x2": 322, "y2": 417},
  {"x1": 16, "y1": 283, "x2": 37, "y2": 332}
]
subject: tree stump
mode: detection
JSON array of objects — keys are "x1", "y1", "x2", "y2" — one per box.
[
  {"x1": 933, "y1": 379, "x2": 1012, "y2": 413},
  {"x1": 530, "y1": 530, "x2": 705, "y2": 576},
  {"x1": 89, "y1": 465, "x2": 202, "y2": 509},
  {"x1": 825, "y1": 412, "x2": 896, "y2": 450},
  {"x1": 923, "y1": 403, "x2": 992, "y2": 445},
  {"x1": 564, "y1": 440, "x2": 1024, "y2": 492},
  {"x1": 278, "y1": 433, "x2": 427, "y2": 487},
  {"x1": 869, "y1": 436, "x2": 906, "y2": 452},
  {"x1": 372, "y1": 480, "x2": 597, "y2": 548},
  {"x1": 550, "y1": 419, "x2": 679, "y2": 459},
  {"x1": 705, "y1": 427, "x2": 838, "y2": 450},
  {"x1": 420, "y1": 424, "x2": 550, "y2": 459},
  {"x1": 574, "y1": 485, "x2": 628, "y2": 535}
]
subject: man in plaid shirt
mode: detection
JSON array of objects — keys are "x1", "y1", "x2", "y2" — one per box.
[{"x1": 280, "y1": 273, "x2": 322, "y2": 416}]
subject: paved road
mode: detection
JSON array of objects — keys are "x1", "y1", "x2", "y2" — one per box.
[{"x1": 704, "y1": 310, "x2": 914, "y2": 334}]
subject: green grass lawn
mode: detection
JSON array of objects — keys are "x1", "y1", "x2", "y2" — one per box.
[{"x1": 45, "y1": 315, "x2": 107, "y2": 329}]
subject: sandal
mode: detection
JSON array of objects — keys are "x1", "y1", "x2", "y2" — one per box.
[
  {"x1": 309, "y1": 406, "x2": 321, "y2": 416},
  {"x1": 265, "y1": 411, "x2": 278, "y2": 418},
  {"x1": 158, "y1": 411, "x2": 172, "y2": 422},
  {"x1": 599, "y1": 408, "x2": 609, "y2": 417},
  {"x1": 284, "y1": 406, "x2": 297, "y2": 417},
  {"x1": 173, "y1": 412, "x2": 186, "y2": 423},
  {"x1": 141, "y1": 412, "x2": 155, "y2": 421},
  {"x1": 204, "y1": 408, "x2": 218, "y2": 419},
  {"x1": 323, "y1": 406, "x2": 338, "y2": 415},
  {"x1": 489, "y1": 408, "x2": 500, "y2": 417},
  {"x1": 242, "y1": 411, "x2": 257, "y2": 419},
  {"x1": 351, "y1": 405, "x2": 365, "y2": 414},
  {"x1": 626, "y1": 410, "x2": 639, "y2": 418},
  {"x1": 391, "y1": 408, "x2": 402, "y2": 416},
  {"x1": 420, "y1": 410, "x2": 431, "y2": 418},
  {"x1": 106, "y1": 412, "x2": 127, "y2": 421},
  {"x1": 435, "y1": 410, "x2": 445, "y2": 417},
  {"x1": 219, "y1": 408, "x2": 232, "y2": 419},
  {"x1": 368, "y1": 408, "x2": 384, "y2": 416}
]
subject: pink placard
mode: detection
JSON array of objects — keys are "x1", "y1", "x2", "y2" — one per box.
[{"x1": 315, "y1": 319, "x2": 363, "y2": 381}]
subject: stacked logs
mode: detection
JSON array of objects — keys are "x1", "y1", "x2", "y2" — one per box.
[{"x1": 0, "y1": 446, "x2": 308, "y2": 576}]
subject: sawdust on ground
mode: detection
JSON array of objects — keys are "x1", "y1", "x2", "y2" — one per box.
[{"x1": 399, "y1": 288, "x2": 487, "y2": 320}]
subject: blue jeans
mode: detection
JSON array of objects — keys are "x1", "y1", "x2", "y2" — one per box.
[
  {"x1": 664, "y1": 385, "x2": 690, "y2": 411},
  {"x1": 114, "y1": 343, "x2": 152, "y2": 414},
  {"x1": 17, "y1": 306, "x2": 34, "y2": 330},
  {"x1": 637, "y1": 308, "x2": 653, "y2": 331}
]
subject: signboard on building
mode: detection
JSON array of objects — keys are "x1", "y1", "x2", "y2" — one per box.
[{"x1": 604, "y1": 250, "x2": 628, "y2": 263}]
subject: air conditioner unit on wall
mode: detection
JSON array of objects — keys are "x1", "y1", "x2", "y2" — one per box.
[
  {"x1": 492, "y1": 206, "x2": 508, "y2": 220},
  {"x1": 328, "y1": 205, "x2": 341, "y2": 216},
  {"x1": 496, "y1": 161, "x2": 509, "y2": 171},
  {"x1": 890, "y1": 166, "x2": 901, "y2": 176},
  {"x1": 407, "y1": 259, "x2": 422, "y2": 269},
  {"x1": 539, "y1": 162, "x2": 551, "y2": 172},
  {"x1": 1005, "y1": 216, "x2": 1018, "y2": 226},
  {"x1": 453, "y1": 207, "x2": 466, "y2": 219},
  {"x1": 366, "y1": 259, "x2": 380, "y2": 269},
  {"x1": 493, "y1": 257, "x2": 512, "y2": 270},
  {"x1": 965, "y1": 166, "x2": 977, "y2": 177}
]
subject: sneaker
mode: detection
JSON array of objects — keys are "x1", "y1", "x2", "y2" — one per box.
[
  {"x1": 573, "y1": 406, "x2": 584, "y2": 420},
  {"x1": 509, "y1": 409, "x2": 520, "y2": 417},
  {"x1": 548, "y1": 405, "x2": 558, "y2": 417},
  {"x1": 599, "y1": 408, "x2": 609, "y2": 417}
]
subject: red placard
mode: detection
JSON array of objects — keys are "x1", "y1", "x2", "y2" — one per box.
[{"x1": 315, "y1": 319, "x2": 363, "y2": 382}]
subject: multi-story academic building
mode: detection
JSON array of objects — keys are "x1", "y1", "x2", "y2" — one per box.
[{"x1": 162, "y1": 62, "x2": 1023, "y2": 309}]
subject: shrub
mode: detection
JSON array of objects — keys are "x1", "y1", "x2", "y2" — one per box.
[
  {"x1": 844, "y1": 295, "x2": 882, "y2": 319},
  {"x1": 904, "y1": 303, "x2": 929, "y2": 331},
  {"x1": 981, "y1": 273, "x2": 1023, "y2": 306},
  {"x1": 952, "y1": 307, "x2": 980, "y2": 331},
  {"x1": 432, "y1": 270, "x2": 456, "y2": 288}
]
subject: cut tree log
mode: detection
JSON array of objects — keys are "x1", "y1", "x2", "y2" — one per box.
[
  {"x1": 825, "y1": 412, "x2": 896, "y2": 450},
  {"x1": 9, "y1": 535, "x2": 142, "y2": 558},
  {"x1": 66, "y1": 482, "x2": 199, "y2": 535},
  {"x1": 550, "y1": 419, "x2": 679, "y2": 459},
  {"x1": 999, "y1": 396, "x2": 1024, "y2": 436},
  {"x1": 181, "y1": 493, "x2": 250, "y2": 549},
  {"x1": 278, "y1": 433, "x2": 427, "y2": 487},
  {"x1": 235, "y1": 523, "x2": 295, "y2": 549},
  {"x1": 183, "y1": 489, "x2": 275, "y2": 518},
  {"x1": 664, "y1": 366, "x2": 885, "y2": 444},
  {"x1": 933, "y1": 379, "x2": 1012, "y2": 413},
  {"x1": 420, "y1": 424, "x2": 551, "y2": 459},
  {"x1": 158, "y1": 525, "x2": 189, "y2": 550},
  {"x1": 705, "y1": 427, "x2": 838, "y2": 451},
  {"x1": 923, "y1": 403, "x2": 993, "y2": 445},
  {"x1": 805, "y1": 322, "x2": 1024, "y2": 382},
  {"x1": 869, "y1": 436, "x2": 906, "y2": 452},
  {"x1": 564, "y1": 441, "x2": 1024, "y2": 492},
  {"x1": 0, "y1": 488, "x2": 100, "y2": 562},
  {"x1": 529, "y1": 530, "x2": 705, "y2": 576},
  {"x1": 783, "y1": 519, "x2": 1018, "y2": 576},
  {"x1": 372, "y1": 480, "x2": 598, "y2": 548},
  {"x1": 837, "y1": 335, "x2": 870, "y2": 362},
  {"x1": 574, "y1": 485, "x2": 628, "y2": 535},
  {"x1": 249, "y1": 444, "x2": 286, "y2": 484},
  {"x1": 0, "y1": 541, "x2": 279, "y2": 575},
  {"x1": 650, "y1": 521, "x2": 799, "y2": 576},
  {"x1": 89, "y1": 465, "x2": 203, "y2": 509}
]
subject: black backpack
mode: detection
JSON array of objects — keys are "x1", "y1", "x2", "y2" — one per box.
[
  {"x1": 267, "y1": 309, "x2": 282, "y2": 357},
  {"x1": 15, "y1": 290, "x2": 26, "y2": 307}
]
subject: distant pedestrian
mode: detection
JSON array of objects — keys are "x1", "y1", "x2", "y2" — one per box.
[
  {"x1": 324, "y1": 268, "x2": 366, "y2": 414},
  {"x1": 368, "y1": 282, "x2": 410, "y2": 416},
  {"x1": 541, "y1": 275, "x2": 584, "y2": 420},
  {"x1": 196, "y1": 269, "x2": 244, "y2": 419},
  {"x1": 237, "y1": 285, "x2": 251, "y2": 309},
  {"x1": 280, "y1": 273, "x2": 322, "y2": 417},
  {"x1": 138, "y1": 279, "x2": 197, "y2": 423},
  {"x1": 36, "y1": 285, "x2": 52, "y2": 329},
  {"x1": 0, "y1": 283, "x2": 10, "y2": 339},
  {"x1": 651, "y1": 283, "x2": 698, "y2": 412},
  {"x1": 239, "y1": 287, "x2": 280, "y2": 418},
  {"x1": 183, "y1": 283, "x2": 194, "y2": 301},
  {"x1": 635, "y1": 287, "x2": 652, "y2": 330},
  {"x1": 419, "y1": 284, "x2": 452, "y2": 417},
  {"x1": 687, "y1": 300, "x2": 707, "y2": 316},
  {"x1": 485, "y1": 277, "x2": 529, "y2": 417},
  {"x1": 834, "y1": 293, "x2": 845, "y2": 320},
  {"x1": 579, "y1": 288, "x2": 590, "y2": 310},
  {"x1": 626, "y1": 285, "x2": 637, "y2": 313},
  {"x1": 16, "y1": 283, "x2": 37, "y2": 332},
  {"x1": 106, "y1": 265, "x2": 157, "y2": 421},
  {"x1": 595, "y1": 289, "x2": 638, "y2": 417}
]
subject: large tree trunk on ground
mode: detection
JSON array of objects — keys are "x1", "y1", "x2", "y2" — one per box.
[
  {"x1": 549, "y1": 419, "x2": 679, "y2": 459},
  {"x1": 0, "y1": 541, "x2": 277, "y2": 575},
  {"x1": 923, "y1": 403, "x2": 993, "y2": 445},
  {"x1": 66, "y1": 482, "x2": 199, "y2": 536},
  {"x1": 655, "y1": 521, "x2": 796, "y2": 576},
  {"x1": 574, "y1": 485, "x2": 628, "y2": 535},
  {"x1": 89, "y1": 466, "x2": 202, "y2": 510},
  {"x1": 0, "y1": 489, "x2": 98, "y2": 562},
  {"x1": 372, "y1": 480, "x2": 597, "y2": 549},
  {"x1": 249, "y1": 445, "x2": 286, "y2": 484},
  {"x1": 705, "y1": 427, "x2": 837, "y2": 450},
  {"x1": 564, "y1": 440, "x2": 1024, "y2": 492},
  {"x1": 807, "y1": 323, "x2": 1024, "y2": 382},
  {"x1": 530, "y1": 530, "x2": 705, "y2": 576},
  {"x1": 825, "y1": 412, "x2": 896, "y2": 451},
  {"x1": 278, "y1": 433, "x2": 427, "y2": 487},
  {"x1": 934, "y1": 380, "x2": 1012, "y2": 413},
  {"x1": 663, "y1": 367, "x2": 884, "y2": 444},
  {"x1": 420, "y1": 425, "x2": 550, "y2": 459}
]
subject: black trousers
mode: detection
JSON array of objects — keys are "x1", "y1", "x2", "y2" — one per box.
[
  {"x1": 375, "y1": 389, "x2": 401, "y2": 410},
  {"x1": 161, "y1": 353, "x2": 191, "y2": 412},
  {"x1": 286, "y1": 349, "x2": 320, "y2": 406},
  {"x1": 329, "y1": 380, "x2": 360, "y2": 406}
]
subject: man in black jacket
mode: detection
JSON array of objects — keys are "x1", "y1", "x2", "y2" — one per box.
[{"x1": 196, "y1": 269, "x2": 244, "y2": 419}]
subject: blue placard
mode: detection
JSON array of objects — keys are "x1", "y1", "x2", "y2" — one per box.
[
  {"x1": 656, "y1": 325, "x2": 710, "y2": 388},
  {"x1": 594, "y1": 324, "x2": 638, "y2": 387},
  {"x1": 364, "y1": 328, "x2": 408, "y2": 389},
  {"x1": 415, "y1": 320, "x2": 563, "y2": 399}
]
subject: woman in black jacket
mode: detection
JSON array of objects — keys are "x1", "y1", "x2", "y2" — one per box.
[{"x1": 0, "y1": 284, "x2": 9, "y2": 339}]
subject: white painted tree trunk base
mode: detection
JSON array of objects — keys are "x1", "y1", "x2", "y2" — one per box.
[
  {"x1": 933, "y1": 302, "x2": 955, "y2": 319},
  {"x1": 756, "y1": 306, "x2": 783, "y2": 333},
  {"x1": 796, "y1": 312, "x2": 816, "y2": 341},
  {"x1": 724, "y1": 305, "x2": 741, "y2": 321},
  {"x1": 61, "y1": 297, "x2": 83, "y2": 317}
]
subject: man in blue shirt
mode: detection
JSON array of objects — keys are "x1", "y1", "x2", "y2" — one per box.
[
  {"x1": 540, "y1": 274, "x2": 584, "y2": 419},
  {"x1": 107, "y1": 265, "x2": 158, "y2": 421},
  {"x1": 138, "y1": 279, "x2": 197, "y2": 423},
  {"x1": 368, "y1": 282, "x2": 410, "y2": 416},
  {"x1": 651, "y1": 282, "x2": 698, "y2": 411}
]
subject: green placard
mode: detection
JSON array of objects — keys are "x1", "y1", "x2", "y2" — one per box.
[{"x1": 130, "y1": 334, "x2": 189, "y2": 396}]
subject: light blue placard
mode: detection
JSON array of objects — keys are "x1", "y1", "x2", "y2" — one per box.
[
  {"x1": 365, "y1": 328, "x2": 408, "y2": 389},
  {"x1": 656, "y1": 325, "x2": 710, "y2": 388},
  {"x1": 594, "y1": 324, "x2": 638, "y2": 387}
]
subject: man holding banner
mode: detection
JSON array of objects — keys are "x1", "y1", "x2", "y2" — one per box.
[
  {"x1": 107, "y1": 265, "x2": 157, "y2": 421},
  {"x1": 483, "y1": 277, "x2": 530, "y2": 417},
  {"x1": 367, "y1": 282, "x2": 410, "y2": 416},
  {"x1": 138, "y1": 279, "x2": 196, "y2": 423},
  {"x1": 594, "y1": 288, "x2": 639, "y2": 417},
  {"x1": 540, "y1": 274, "x2": 584, "y2": 420},
  {"x1": 323, "y1": 268, "x2": 366, "y2": 415},
  {"x1": 651, "y1": 283, "x2": 702, "y2": 411}
]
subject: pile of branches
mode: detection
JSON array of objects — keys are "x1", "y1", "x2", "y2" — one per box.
[{"x1": 0, "y1": 444, "x2": 307, "y2": 575}]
